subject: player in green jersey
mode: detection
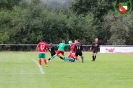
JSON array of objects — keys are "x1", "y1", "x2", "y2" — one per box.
[{"x1": 51, "y1": 40, "x2": 70, "y2": 62}]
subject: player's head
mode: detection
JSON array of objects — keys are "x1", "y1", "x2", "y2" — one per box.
[
  {"x1": 75, "y1": 39, "x2": 80, "y2": 44},
  {"x1": 74, "y1": 40, "x2": 77, "y2": 43},
  {"x1": 49, "y1": 43, "x2": 52, "y2": 46},
  {"x1": 42, "y1": 38, "x2": 45, "y2": 42},
  {"x1": 74, "y1": 40, "x2": 78, "y2": 43},
  {"x1": 77, "y1": 39, "x2": 80, "y2": 42},
  {"x1": 62, "y1": 40, "x2": 65, "y2": 43},
  {"x1": 95, "y1": 38, "x2": 98, "y2": 42}
]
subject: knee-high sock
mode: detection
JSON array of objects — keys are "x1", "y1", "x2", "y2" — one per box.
[
  {"x1": 59, "y1": 56, "x2": 63, "y2": 60},
  {"x1": 38, "y1": 59, "x2": 42, "y2": 66},
  {"x1": 81, "y1": 56, "x2": 84, "y2": 63},
  {"x1": 92, "y1": 56, "x2": 95, "y2": 60},
  {"x1": 63, "y1": 56, "x2": 66, "y2": 62},
  {"x1": 44, "y1": 59, "x2": 47, "y2": 65},
  {"x1": 95, "y1": 56, "x2": 96, "y2": 59},
  {"x1": 51, "y1": 55, "x2": 56, "y2": 59},
  {"x1": 48, "y1": 58, "x2": 51, "y2": 61}
]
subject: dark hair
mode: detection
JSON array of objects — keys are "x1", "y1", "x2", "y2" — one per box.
[
  {"x1": 42, "y1": 38, "x2": 45, "y2": 41},
  {"x1": 62, "y1": 40, "x2": 65, "y2": 43},
  {"x1": 77, "y1": 39, "x2": 79, "y2": 42}
]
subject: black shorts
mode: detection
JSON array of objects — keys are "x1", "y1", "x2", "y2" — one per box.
[
  {"x1": 75, "y1": 52, "x2": 82, "y2": 56},
  {"x1": 50, "y1": 52, "x2": 56, "y2": 57},
  {"x1": 92, "y1": 49, "x2": 98, "y2": 53}
]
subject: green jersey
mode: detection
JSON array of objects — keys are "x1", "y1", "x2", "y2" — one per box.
[{"x1": 58, "y1": 43, "x2": 70, "y2": 51}]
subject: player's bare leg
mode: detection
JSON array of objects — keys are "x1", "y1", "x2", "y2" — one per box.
[
  {"x1": 75, "y1": 56, "x2": 80, "y2": 62},
  {"x1": 75, "y1": 56, "x2": 79, "y2": 61}
]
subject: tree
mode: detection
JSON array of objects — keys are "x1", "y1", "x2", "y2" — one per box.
[
  {"x1": 70, "y1": 0, "x2": 114, "y2": 17},
  {"x1": 0, "y1": 0, "x2": 21, "y2": 10},
  {"x1": 103, "y1": 10, "x2": 133, "y2": 45}
]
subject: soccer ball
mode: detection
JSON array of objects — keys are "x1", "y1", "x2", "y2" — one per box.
[{"x1": 68, "y1": 40, "x2": 72, "y2": 44}]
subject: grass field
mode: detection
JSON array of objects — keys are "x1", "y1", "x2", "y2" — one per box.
[{"x1": 0, "y1": 52, "x2": 133, "y2": 88}]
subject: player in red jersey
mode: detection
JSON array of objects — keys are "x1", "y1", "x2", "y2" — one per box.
[
  {"x1": 70, "y1": 42, "x2": 76, "y2": 53},
  {"x1": 69, "y1": 40, "x2": 79, "y2": 60},
  {"x1": 36, "y1": 39, "x2": 48, "y2": 66},
  {"x1": 67, "y1": 52, "x2": 76, "y2": 62}
]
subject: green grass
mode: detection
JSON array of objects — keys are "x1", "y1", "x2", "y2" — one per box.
[{"x1": 0, "y1": 52, "x2": 133, "y2": 88}]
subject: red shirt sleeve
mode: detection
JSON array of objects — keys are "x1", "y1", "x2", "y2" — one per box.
[{"x1": 37, "y1": 43, "x2": 40, "y2": 48}]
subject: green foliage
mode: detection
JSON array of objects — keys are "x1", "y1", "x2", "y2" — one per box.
[
  {"x1": 103, "y1": 11, "x2": 133, "y2": 45},
  {"x1": 0, "y1": 0, "x2": 95, "y2": 45},
  {"x1": 71, "y1": 0, "x2": 114, "y2": 17},
  {"x1": 0, "y1": 10, "x2": 12, "y2": 43},
  {"x1": 0, "y1": 0, "x2": 21, "y2": 10}
]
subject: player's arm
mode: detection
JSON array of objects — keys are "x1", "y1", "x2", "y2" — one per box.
[
  {"x1": 99, "y1": 43, "x2": 102, "y2": 49},
  {"x1": 99, "y1": 42, "x2": 102, "y2": 47},
  {"x1": 53, "y1": 47, "x2": 56, "y2": 52},
  {"x1": 65, "y1": 44, "x2": 70, "y2": 46},
  {"x1": 74, "y1": 45, "x2": 77, "y2": 51},
  {"x1": 36, "y1": 44, "x2": 39, "y2": 51},
  {"x1": 81, "y1": 44, "x2": 83, "y2": 51},
  {"x1": 90, "y1": 44, "x2": 93, "y2": 50},
  {"x1": 45, "y1": 44, "x2": 48, "y2": 52}
]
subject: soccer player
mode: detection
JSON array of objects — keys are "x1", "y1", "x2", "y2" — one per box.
[
  {"x1": 74, "y1": 40, "x2": 84, "y2": 63},
  {"x1": 67, "y1": 53, "x2": 76, "y2": 62},
  {"x1": 36, "y1": 39, "x2": 48, "y2": 66},
  {"x1": 69, "y1": 41, "x2": 76, "y2": 54},
  {"x1": 48, "y1": 43, "x2": 63, "y2": 61},
  {"x1": 51, "y1": 40, "x2": 70, "y2": 61},
  {"x1": 90, "y1": 38, "x2": 101, "y2": 61},
  {"x1": 69, "y1": 40, "x2": 79, "y2": 61}
]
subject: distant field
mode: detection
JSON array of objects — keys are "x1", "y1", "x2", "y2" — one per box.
[{"x1": 0, "y1": 52, "x2": 133, "y2": 88}]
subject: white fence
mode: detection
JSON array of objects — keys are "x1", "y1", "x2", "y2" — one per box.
[{"x1": 100, "y1": 46, "x2": 133, "y2": 54}]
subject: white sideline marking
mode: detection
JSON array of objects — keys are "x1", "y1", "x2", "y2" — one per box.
[{"x1": 32, "y1": 59, "x2": 45, "y2": 74}]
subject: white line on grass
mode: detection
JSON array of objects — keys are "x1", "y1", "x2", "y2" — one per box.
[{"x1": 32, "y1": 59, "x2": 45, "y2": 74}]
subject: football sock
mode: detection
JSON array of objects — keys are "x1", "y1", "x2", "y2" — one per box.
[
  {"x1": 59, "y1": 56, "x2": 63, "y2": 60},
  {"x1": 81, "y1": 56, "x2": 84, "y2": 63},
  {"x1": 44, "y1": 59, "x2": 47, "y2": 65},
  {"x1": 92, "y1": 56, "x2": 95, "y2": 61},
  {"x1": 52, "y1": 55, "x2": 56, "y2": 59},
  {"x1": 38, "y1": 59, "x2": 42, "y2": 66},
  {"x1": 63, "y1": 56, "x2": 66, "y2": 62},
  {"x1": 68, "y1": 58, "x2": 74, "y2": 62},
  {"x1": 95, "y1": 56, "x2": 96, "y2": 59},
  {"x1": 48, "y1": 58, "x2": 51, "y2": 61}
]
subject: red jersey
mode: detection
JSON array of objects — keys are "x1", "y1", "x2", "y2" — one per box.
[
  {"x1": 37, "y1": 42, "x2": 47, "y2": 53},
  {"x1": 69, "y1": 53, "x2": 76, "y2": 59},
  {"x1": 70, "y1": 43, "x2": 75, "y2": 53}
]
